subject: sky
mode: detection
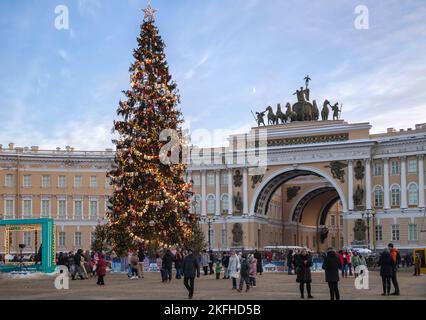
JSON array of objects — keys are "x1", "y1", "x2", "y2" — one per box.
[{"x1": 0, "y1": 0, "x2": 425, "y2": 150}]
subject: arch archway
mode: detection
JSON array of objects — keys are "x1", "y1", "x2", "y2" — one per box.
[{"x1": 250, "y1": 166, "x2": 348, "y2": 215}]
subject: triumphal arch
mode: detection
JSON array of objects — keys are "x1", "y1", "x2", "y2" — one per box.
[{"x1": 188, "y1": 78, "x2": 426, "y2": 252}]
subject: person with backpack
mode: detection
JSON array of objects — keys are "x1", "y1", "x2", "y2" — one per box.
[{"x1": 237, "y1": 254, "x2": 250, "y2": 293}]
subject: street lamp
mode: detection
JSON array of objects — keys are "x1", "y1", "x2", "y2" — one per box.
[
  {"x1": 362, "y1": 209, "x2": 376, "y2": 250},
  {"x1": 201, "y1": 216, "x2": 215, "y2": 251}
]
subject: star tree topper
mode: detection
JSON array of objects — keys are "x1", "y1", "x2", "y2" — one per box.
[{"x1": 143, "y1": 3, "x2": 157, "y2": 21}]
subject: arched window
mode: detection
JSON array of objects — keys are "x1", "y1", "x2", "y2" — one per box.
[
  {"x1": 207, "y1": 195, "x2": 215, "y2": 214},
  {"x1": 408, "y1": 183, "x2": 418, "y2": 205},
  {"x1": 374, "y1": 186, "x2": 383, "y2": 207},
  {"x1": 391, "y1": 185, "x2": 400, "y2": 206},
  {"x1": 193, "y1": 195, "x2": 201, "y2": 214},
  {"x1": 221, "y1": 194, "x2": 229, "y2": 214}
]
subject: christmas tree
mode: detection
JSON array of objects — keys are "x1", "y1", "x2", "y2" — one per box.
[{"x1": 107, "y1": 5, "x2": 196, "y2": 256}]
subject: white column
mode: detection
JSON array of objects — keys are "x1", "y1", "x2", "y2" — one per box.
[
  {"x1": 383, "y1": 158, "x2": 390, "y2": 210},
  {"x1": 365, "y1": 158, "x2": 372, "y2": 210},
  {"x1": 201, "y1": 170, "x2": 207, "y2": 216},
  {"x1": 401, "y1": 156, "x2": 407, "y2": 209},
  {"x1": 243, "y1": 168, "x2": 248, "y2": 215},
  {"x1": 215, "y1": 171, "x2": 221, "y2": 216},
  {"x1": 418, "y1": 155, "x2": 425, "y2": 208},
  {"x1": 227, "y1": 169, "x2": 233, "y2": 216},
  {"x1": 348, "y1": 160, "x2": 354, "y2": 211}
]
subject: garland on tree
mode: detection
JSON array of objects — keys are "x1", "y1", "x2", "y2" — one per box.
[{"x1": 107, "y1": 5, "x2": 197, "y2": 255}]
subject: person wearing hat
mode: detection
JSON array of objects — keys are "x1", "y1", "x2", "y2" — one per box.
[{"x1": 182, "y1": 249, "x2": 200, "y2": 299}]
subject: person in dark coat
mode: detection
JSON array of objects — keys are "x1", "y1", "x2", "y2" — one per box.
[
  {"x1": 379, "y1": 248, "x2": 393, "y2": 296},
  {"x1": 222, "y1": 252, "x2": 230, "y2": 279},
  {"x1": 253, "y1": 250, "x2": 263, "y2": 275},
  {"x1": 208, "y1": 250, "x2": 215, "y2": 275},
  {"x1": 96, "y1": 253, "x2": 107, "y2": 285},
  {"x1": 287, "y1": 250, "x2": 294, "y2": 275},
  {"x1": 174, "y1": 249, "x2": 183, "y2": 280},
  {"x1": 72, "y1": 249, "x2": 85, "y2": 280},
  {"x1": 182, "y1": 249, "x2": 200, "y2": 299},
  {"x1": 296, "y1": 248, "x2": 313, "y2": 299},
  {"x1": 162, "y1": 249, "x2": 174, "y2": 282},
  {"x1": 322, "y1": 248, "x2": 342, "y2": 300}
]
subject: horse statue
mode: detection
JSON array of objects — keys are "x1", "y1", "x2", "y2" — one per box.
[
  {"x1": 312, "y1": 100, "x2": 319, "y2": 121},
  {"x1": 285, "y1": 102, "x2": 297, "y2": 122},
  {"x1": 275, "y1": 103, "x2": 287, "y2": 124},
  {"x1": 265, "y1": 106, "x2": 278, "y2": 125},
  {"x1": 292, "y1": 101, "x2": 314, "y2": 121},
  {"x1": 321, "y1": 99, "x2": 330, "y2": 121}
]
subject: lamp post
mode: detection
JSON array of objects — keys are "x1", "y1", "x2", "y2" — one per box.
[
  {"x1": 362, "y1": 209, "x2": 375, "y2": 250},
  {"x1": 201, "y1": 216, "x2": 215, "y2": 251}
]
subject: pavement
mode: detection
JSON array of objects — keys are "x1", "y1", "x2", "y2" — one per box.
[{"x1": 0, "y1": 268, "x2": 425, "y2": 300}]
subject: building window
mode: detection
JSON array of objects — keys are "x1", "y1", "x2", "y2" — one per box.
[
  {"x1": 89, "y1": 176, "x2": 98, "y2": 188},
  {"x1": 5, "y1": 174, "x2": 14, "y2": 187},
  {"x1": 58, "y1": 176, "x2": 66, "y2": 188},
  {"x1": 391, "y1": 185, "x2": 400, "y2": 206},
  {"x1": 90, "y1": 200, "x2": 98, "y2": 219},
  {"x1": 74, "y1": 200, "x2": 83, "y2": 219},
  {"x1": 23, "y1": 199, "x2": 32, "y2": 218},
  {"x1": 221, "y1": 173, "x2": 228, "y2": 185},
  {"x1": 222, "y1": 228, "x2": 227, "y2": 248},
  {"x1": 331, "y1": 237, "x2": 336, "y2": 248},
  {"x1": 374, "y1": 186, "x2": 383, "y2": 207},
  {"x1": 408, "y1": 224, "x2": 418, "y2": 241},
  {"x1": 221, "y1": 194, "x2": 229, "y2": 214},
  {"x1": 74, "y1": 232, "x2": 82, "y2": 247},
  {"x1": 207, "y1": 174, "x2": 214, "y2": 186},
  {"x1": 208, "y1": 229, "x2": 215, "y2": 247},
  {"x1": 193, "y1": 195, "x2": 201, "y2": 214},
  {"x1": 192, "y1": 175, "x2": 200, "y2": 187},
  {"x1": 391, "y1": 160, "x2": 399, "y2": 175},
  {"x1": 59, "y1": 232, "x2": 66, "y2": 247},
  {"x1": 5, "y1": 199, "x2": 14, "y2": 218},
  {"x1": 407, "y1": 159, "x2": 417, "y2": 174},
  {"x1": 339, "y1": 237, "x2": 344, "y2": 249},
  {"x1": 408, "y1": 183, "x2": 418, "y2": 205},
  {"x1": 91, "y1": 231, "x2": 96, "y2": 245},
  {"x1": 74, "y1": 176, "x2": 83, "y2": 188},
  {"x1": 339, "y1": 215, "x2": 343, "y2": 228},
  {"x1": 24, "y1": 232, "x2": 32, "y2": 248},
  {"x1": 41, "y1": 175, "x2": 51, "y2": 188},
  {"x1": 374, "y1": 162, "x2": 382, "y2": 176},
  {"x1": 391, "y1": 224, "x2": 400, "y2": 241},
  {"x1": 375, "y1": 225, "x2": 383, "y2": 241},
  {"x1": 41, "y1": 199, "x2": 50, "y2": 218},
  {"x1": 207, "y1": 195, "x2": 215, "y2": 214},
  {"x1": 330, "y1": 215, "x2": 336, "y2": 227},
  {"x1": 58, "y1": 199, "x2": 67, "y2": 219},
  {"x1": 23, "y1": 175, "x2": 32, "y2": 188}
]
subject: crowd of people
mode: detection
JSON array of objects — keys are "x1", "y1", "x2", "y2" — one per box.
[{"x1": 50, "y1": 242, "x2": 421, "y2": 300}]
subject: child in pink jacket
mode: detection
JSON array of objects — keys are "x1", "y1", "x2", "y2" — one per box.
[{"x1": 249, "y1": 254, "x2": 257, "y2": 287}]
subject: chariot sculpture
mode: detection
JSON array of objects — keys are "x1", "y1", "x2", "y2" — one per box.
[{"x1": 252, "y1": 76, "x2": 342, "y2": 126}]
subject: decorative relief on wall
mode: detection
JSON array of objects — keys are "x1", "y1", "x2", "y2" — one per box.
[
  {"x1": 232, "y1": 223, "x2": 243, "y2": 246},
  {"x1": 354, "y1": 160, "x2": 365, "y2": 181},
  {"x1": 353, "y1": 184, "x2": 364, "y2": 208},
  {"x1": 234, "y1": 192, "x2": 243, "y2": 213},
  {"x1": 233, "y1": 170, "x2": 242, "y2": 187},
  {"x1": 251, "y1": 174, "x2": 263, "y2": 189},
  {"x1": 286, "y1": 186, "x2": 301, "y2": 202},
  {"x1": 325, "y1": 161, "x2": 347, "y2": 183}
]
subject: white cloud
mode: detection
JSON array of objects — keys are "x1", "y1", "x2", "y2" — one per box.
[
  {"x1": 78, "y1": 0, "x2": 102, "y2": 18},
  {"x1": 58, "y1": 49, "x2": 71, "y2": 62}
]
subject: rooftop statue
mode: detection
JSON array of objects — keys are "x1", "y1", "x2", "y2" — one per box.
[{"x1": 252, "y1": 76, "x2": 343, "y2": 126}]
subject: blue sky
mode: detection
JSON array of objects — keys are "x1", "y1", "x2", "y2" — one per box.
[{"x1": 1, "y1": 0, "x2": 425, "y2": 150}]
